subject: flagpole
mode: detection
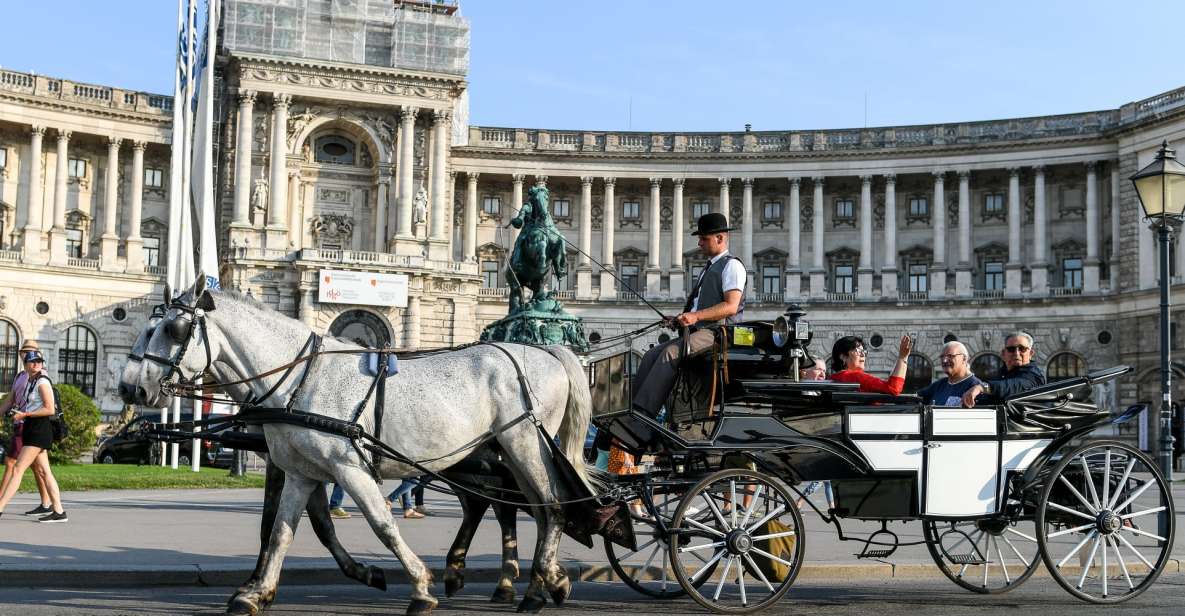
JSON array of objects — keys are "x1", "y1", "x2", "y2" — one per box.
[{"x1": 163, "y1": 0, "x2": 189, "y2": 466}]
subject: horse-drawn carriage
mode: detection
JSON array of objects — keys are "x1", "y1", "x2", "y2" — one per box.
[{"x1": 589, "y1": 314, "x2": 1176, "y2": 613}]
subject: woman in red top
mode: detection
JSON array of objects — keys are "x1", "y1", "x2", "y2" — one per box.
[{"x1": 830, "y1": 335, "x2": 912, "y2": 395}]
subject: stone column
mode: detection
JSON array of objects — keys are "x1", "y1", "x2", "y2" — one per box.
[
  {"x1": 395, "y1": 106, "x2": 418, "y2": 243},
  {"x1": 429, "y1": 109, "x2": 450, "y2": 247},
  {"x1": 509, "y1": 173, "x2": 525, "y2": 248},
  {"x1": 576, "y1": 176, "x2": 594, "y2": 299},
  {"x1": 1110, "y1": 164, "x2": 1120, "y2": 291},
  {"x1": 99, "y1": 137, "x2": 122, "y2": 269},
  {"x1": 22, "y1": 126, "x2": 46, "y2": 259},
  {"x1": 786, "y1": 177, "x2": 802, "y2": 300},
  {"x1": 232, "y1": 90, "x2": 255, "y2": 227},
  {"x1": 1031, "y1": 166, "x2": 1049, "y2": 295},
  {"x1": 670, "y1": 178, "x2": 686, "y2": 299},
  {"x1": 930, "y1": 171, "x2": 947, "y2": 298},
  {"x1": 1084, "y1": 161, "x2": 1100, "y2": 292},
  {"x1": 126, "y1": 141, "x2": 146, "y2": 272},
  {"x1": 405, "y1": 295, "x2": 421, "y2": 351},
  {"x1": 463, "y1": 172, "x2": 478, "y2": 261},
  {"x1": 1006, "y1": 167, "x2": 1023, "y2": 296},
  {"x1": 646, "y1": 177, "x2": 663, "y2": 298},
  {"x1": 599, "y1": 177, "x2": 617, "y2": 300},
  {"x1": 881, "y1": 174, "x2": 899, "y2": 297},
  {"x1": 48, "y1": 130, "x2": 71, "y2": 264},
  {"x1": 287, "y1": 171, "x2": 302, "y2": 249},
  {"x1": 955, "y1": 170, "x2": 973, "y2": 296},
  {"x1": 374, "y1": 172, "x2": 391, "y2": 252},
  {"x1": 810, "y1": 177, "x2": 826, "y2": 298},
  {"x1": 718, "y1": 177, "x2": 731, "y2": 222},
  {"x1": 266, "y1": 93, "x2": 291, "y2": 249},
  {"x1": 858, "y1": 175, "x2": 874, "y2": 299},
  {"x1": 741, "y1": 177, "x2": 755, "y2": 299}
]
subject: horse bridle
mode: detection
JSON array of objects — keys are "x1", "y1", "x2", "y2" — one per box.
[
  {"x1": 127, "y1": 304, "x2": 167, "y2": 363},
  {"x1": 141, "y1": 298, "x2": 214, "y2": 393}
]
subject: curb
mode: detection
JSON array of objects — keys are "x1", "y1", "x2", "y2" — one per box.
[{"x1": 0, "y1": 560, "x2": 1178, "y2": 589}]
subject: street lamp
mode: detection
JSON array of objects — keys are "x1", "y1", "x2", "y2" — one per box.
[{"x1": 1131, "y1": 139, "x2": 1185, "y2": 483}]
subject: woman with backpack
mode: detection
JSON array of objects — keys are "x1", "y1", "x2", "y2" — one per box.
[
  {"x1": 0, "y1": 350, "x2": 67, "y2": 522},
  {"x1": 0, "y1": 340, "x2": 54, "y2": 515}
]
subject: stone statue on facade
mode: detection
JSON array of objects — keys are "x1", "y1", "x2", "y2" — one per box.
[
  {"x1": 480, "y1": 185, "x2": 587, "y2": 351},
  {"x1": 251, "y1": 180, "x2": 269, "y2": 223},
  {"x1": 413, "y1": 186, "x2": 429, "y2": 226}
]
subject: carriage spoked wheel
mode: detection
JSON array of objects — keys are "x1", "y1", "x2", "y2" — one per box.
[
  {"x1": 1036, "y1": 440, "x2": 1176, "y2": 603},
  {"x1": 923, "y1": 515, "x2": 1041, "y2": 593},
  {"x1": 604, "y1": 486, "x2": 716, "y2": 598},
  {"x1": 668, "y1": 468, "x2": 804, "y2": 614}
]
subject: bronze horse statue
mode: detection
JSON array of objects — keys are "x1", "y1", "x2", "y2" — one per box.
[{"x1": 508, "y1": 185, "x2": 567, "y2": 312}]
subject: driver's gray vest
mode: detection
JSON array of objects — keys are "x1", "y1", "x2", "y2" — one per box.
[{"x1": 683, "y1": 255, "x2": 746, "y2": 326}]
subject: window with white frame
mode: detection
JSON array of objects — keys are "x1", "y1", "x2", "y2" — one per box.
[
  {"x1": 983, "y1": 192, "x2": 1005, "y2": 216},
  {"x1": 619, "y1": 264, "x2": 640, "y2": 293},
  {"x1": 482, "y1": 196, "x2": 501, "y2": 215},
  {"x1": 833, "y1": 265, "x2": 854, "y2": 293},
  {"x1": 0, "y1": 147, "x2": 7, "y2": 170},
  {"x1": 691, "y1": 200, "x2": 711, "y2": 221},
  {"x1": 908, "y1": 196, "x2": 928, "y2": 218},
  {"x1": 984, "y1": 261, "x2": 1004, "y2": 290},
  {"x1": 481, "y1": 260, "x2": 499, "y2": 288},
  {"x1": 65, "y1": 228, "x2": 83, "y2": 258},
  {"x1": 68, "y1": 158, "x2": 87, "y2": 179},
  {"x1": 834, "y1": 198, "x2": 855, "y2": 220},
  {"x1": 907, "y1": 263, "x2": 929, "y2": 292},
  {"x1": 762, "y1": 201, "x2": 782, "y2": 221},
  {"x1": 622, "y1": 200, "x2": 640, "y2": 220},
  {"x1": 1062, "y1": 257, "x2": 1083, "y2": 289},
  {"x1": 761, "y1": 265, "x2": 781, "y2": 295},
  {"x1": 552, "y1": 198, "x2": 570, "y2": 219},
  {"x1": 143, "y1": 236, "x2": 160, "y2": 267},
  {"x1": 144, "y1": 167, "x2": 163, "y2": 188}
]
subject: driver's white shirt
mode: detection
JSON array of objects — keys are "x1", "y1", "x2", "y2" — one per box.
[{"x1": 690, "y1": 250, "x2": 747, "y2": 312}]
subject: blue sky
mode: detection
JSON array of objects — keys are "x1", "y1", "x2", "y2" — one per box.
[{"x1": 2, "y1": 1, "x2": 1182, "y2": 132}]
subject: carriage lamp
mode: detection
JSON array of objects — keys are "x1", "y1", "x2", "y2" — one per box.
[{"x1": 1131, "y1": 139, "x2": 1185, "y2": 484}]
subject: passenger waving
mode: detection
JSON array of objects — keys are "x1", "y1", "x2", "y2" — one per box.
[{"x1": 829, "y1": 335, "x2": 911, "y2": 395}]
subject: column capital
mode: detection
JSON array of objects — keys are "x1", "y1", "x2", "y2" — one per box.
[
  {"x1": 273, "y1": 92, "x2": 292, "y2": 108},
  {"x1": 30, "y1": 125, "x2": 46, "y2": 137},
  {"x1": 883, "y1": 173, "x2": 896, "y2": 183},
  {"x1": 957, "y1": 169, "x2": 971, "y2": 180},
  {"x1": 1008, "y1": 167, "x2": 1021, "y2": 178},
  {"x1": 718, "y1": 177, "x2": 732, "y2": 187},
  {"x1": 56, "y1": 129, "x2": 72, "y2": 143},
  {"x1": 288, "y1": 170, "x2": 301, "y2": 180},
  {"x1": 811, "y1": 175, "x2": 825, "y2": 185},
  {"x1": 238, "y1": 89, "x2": 257, "y2": 105},
  {"x1": 400, "y1": 106, "x2": 420, "y2": 121},
  {"x1": 1085, "y1": 160, "x2": 1099, "y2": 172},
  {"x1": 432, "y1": 108, "x2": 451, "y2": 123},
  {"x1": 672, "y1": 177, "x2": 686, "y2": 187},
  {"x1": 603, "y1": 176, "x2": 616, "y2": 187},
  {"x1": 465, "y1": 171, "x2": 480, "y2": 182},
  {"x1": 511, "y1": 173, "x2": 525, "y2": 184},
  {"x1": 932, "y1": 170, "x2": 947, "y2": 181},
  {"x1": 580, "y1": 176, "x2": 595, "y2": 187},
  {"x1": 1032, "y1": 164, "x2": 1046, "y2": 175},
  {"x1": 788, "y1": 176, "x2": 801, "y2": 187},
  {"x1": 533, "y1": 175, "x2": 547, "y2": 187},
  {"x1": 132, "y1": 140, "x2": 148, "y2": 151},
  {"x1": 741, "y1": 177, "x2": 754, "y2": 187},
  {"x1": 649, "y1": 177, "x2": 663, "y2": 188},
  {"x1": 447, "y1": 170, "x2": 457, "y2": 182},
  {"x1": 860, "y1": 175, "x2": 873, "y2": 185},
  {"x1": 107, "y1": 137, "x2": 123, "y2": 149}
]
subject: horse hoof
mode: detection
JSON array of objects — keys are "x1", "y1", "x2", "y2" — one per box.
[
  {"x1": 226, "y1": 596, "x2": 260, "y2": 616},
  {"x1": 516, "y1": 595, "x2": 547, "y2": 613},
  {"x1": 444, "y1": 573, "x2": 464, "y2": 597},
  {"x1": 490, "y1": 586, "x2": 516, "y2": 604},
  {"x1": 548, "y1": 577, "x2": 571, "y2": 607},
  {"x1": 367, "y1": 566, "x2": 388, "y2": 591},
  {"x1": 406, "y1": 598, "x2": 437, "y2": 616}
]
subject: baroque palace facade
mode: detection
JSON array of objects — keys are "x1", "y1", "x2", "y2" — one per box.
[{"x1": 1, "y1": 1, "x2": 1185, "y2": 427}]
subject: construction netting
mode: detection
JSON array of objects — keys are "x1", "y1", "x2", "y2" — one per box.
[{"x1": 222, "y1": 0, "x2": 469, "y2": 76}]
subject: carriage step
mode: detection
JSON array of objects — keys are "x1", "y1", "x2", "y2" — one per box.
[
  {"x1": 857, "y1": 549, "x2": 895, "y2": 559},
  {"x1": 947, "y1": 554, "x2": 987, "y2": 565}
]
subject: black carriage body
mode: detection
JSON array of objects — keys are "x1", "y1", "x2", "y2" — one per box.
[{"x1": 590, "y1": 322, "x2": 1131, "y2": 522}]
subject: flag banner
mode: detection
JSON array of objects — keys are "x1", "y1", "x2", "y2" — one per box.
[{"x1": 191, "y1": 0, "x2": 221, "y2": 291}]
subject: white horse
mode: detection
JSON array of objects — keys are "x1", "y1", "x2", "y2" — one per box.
[{"x1": 135, "y1": 277, "x2": 594, "y2": 615}]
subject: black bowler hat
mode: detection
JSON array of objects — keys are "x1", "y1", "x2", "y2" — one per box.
[{"x1": 691, "y1": 212, "x2": 735, "y2": 236}]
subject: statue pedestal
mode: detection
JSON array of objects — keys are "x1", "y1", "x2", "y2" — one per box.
[{"x1": 480, "y1": 296, "x2": 589, "y2": 352}]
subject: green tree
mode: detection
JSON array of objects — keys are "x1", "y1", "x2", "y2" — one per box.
[{"x1": 49, "y1": 384, "x2": 101, "y2": 464}]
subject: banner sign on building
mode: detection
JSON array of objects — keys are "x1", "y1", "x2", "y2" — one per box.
[{"x1": 318, "y1": 270, "x2": 409, "y2": 308}]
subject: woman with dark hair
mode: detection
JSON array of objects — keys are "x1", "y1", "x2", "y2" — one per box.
[{"x1": 830, "y1": 334, "x2": 912, "y2": 395}]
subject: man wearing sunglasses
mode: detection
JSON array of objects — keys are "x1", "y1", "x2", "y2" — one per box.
[{"x1": 961, "y1": 332, "x2": 1046, "y2": 407}]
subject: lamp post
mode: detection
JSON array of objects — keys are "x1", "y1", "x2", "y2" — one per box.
[{"x1": 1131, "y1": 140, "x2": 1185, "y2": 484}]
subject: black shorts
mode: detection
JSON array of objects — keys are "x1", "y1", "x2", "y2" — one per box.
[{"x1": 20, "y1": 416, "x2": 53, "y2": 451}]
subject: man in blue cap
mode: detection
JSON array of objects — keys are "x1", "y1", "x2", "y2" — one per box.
[{"x1": 632, "y1": 212, "x2": 747, "y2": 417}]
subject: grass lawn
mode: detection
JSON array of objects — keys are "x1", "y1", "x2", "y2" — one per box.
[{"x1": 16, "y1": 464, "x2": 266, "y2": 492}]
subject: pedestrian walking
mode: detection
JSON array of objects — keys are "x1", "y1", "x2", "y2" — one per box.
[
  {"x1": 0, "y1": 350, "x2": 67, "y2": 522},
  {"x1": 387, "y1": 476, "x2": 425, "y2": 519},
  {"x1": 0, "y1": 340, "x2": 53, "y2": 514}
]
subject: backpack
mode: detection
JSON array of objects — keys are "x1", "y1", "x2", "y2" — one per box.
[{"x1": 26, "y1": 375, "x2": 68, "y2": 443}]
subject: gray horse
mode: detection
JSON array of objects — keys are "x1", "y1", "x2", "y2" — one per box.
[{"x1": 134, "y1": 276, "x2": 593, "y2": 615}]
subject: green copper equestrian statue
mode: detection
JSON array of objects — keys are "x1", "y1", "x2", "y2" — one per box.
[{"x1": 508, "y1": 185, "x2": 567, "y2": 312}]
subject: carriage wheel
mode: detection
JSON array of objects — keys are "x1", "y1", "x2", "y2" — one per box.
[
  {"x1": 1036, "y1": 440, "x2": 1176, "y2": 603},
  {"x1": 923, "y1": 515, "x2": 1041, "y2": 593},
  {"x1": 604, "y1": 486, "x2": 716, "y2": 598},
  {"x1": 668, "y1": 469, "x2": 803, "y2": 614}
]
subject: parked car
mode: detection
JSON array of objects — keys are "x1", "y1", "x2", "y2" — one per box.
[{"x1": 93, "y1": 416, "x2": 228, "y2": 467}]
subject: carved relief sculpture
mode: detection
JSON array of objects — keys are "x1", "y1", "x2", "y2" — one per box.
[{"x1": 310, "y1": 214, "x2": 355, "y2": 245}]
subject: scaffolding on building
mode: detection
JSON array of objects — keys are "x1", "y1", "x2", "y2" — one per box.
[{"x1": 222, "y1": 0, "x2": 469, "y2": 77}]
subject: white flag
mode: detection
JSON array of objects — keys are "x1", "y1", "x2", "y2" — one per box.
[{"x1": 191, "y1": 0, "x2": 220, "y2": 291}]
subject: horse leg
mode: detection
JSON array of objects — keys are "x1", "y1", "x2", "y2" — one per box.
[
  {"x1": 444, "y1": 487, "x2": 488, "y2": 597},
  {"x1": 336, "y1": 467, "x2": 437, "y2": 616},
  {"x1": 491, "y1": 497, "x2": 521, "y2": 604},
  {"x1": 229, "y1": 458, "x2": 284, "y2": 607},
  {"x1": 227, "y1": 471, "x2": 317, "y2": 616},
  {"x1": 305, "y1": 482, "x2": 387, "y2": 591}
]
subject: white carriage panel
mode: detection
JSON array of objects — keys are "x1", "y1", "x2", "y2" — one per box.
[
  {"x1": 931, "y1": 409, "x2": 997, "y2": 436},
  {"x1": 924, "y1": 441, "x2": 999, "y2": 516},
  {"x1": 998, "y1": 439, "x2": 1053, "y2": 501},
  {"x1": 853, "y1": 440, "x2": 924, "y2": 471},
  {"x1": 849, "y1": 414, "x2": 920, "y2": 435}
]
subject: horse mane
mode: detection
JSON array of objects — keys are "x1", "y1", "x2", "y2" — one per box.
[{"x1": 215, "y1": 289, "x2": 280, "y2": 316}]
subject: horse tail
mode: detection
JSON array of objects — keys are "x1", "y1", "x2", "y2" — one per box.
[{"x1": 545, "y1": 346, "x2": 597, "y2": 491}]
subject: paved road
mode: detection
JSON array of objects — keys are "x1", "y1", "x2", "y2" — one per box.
[{"x1": 0, "y1": 578, "x2": 1182, "y2": 615}]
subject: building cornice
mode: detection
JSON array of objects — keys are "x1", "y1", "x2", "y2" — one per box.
[{"x1": 232, "y1": 53, "x2": 467, "y2": 104}]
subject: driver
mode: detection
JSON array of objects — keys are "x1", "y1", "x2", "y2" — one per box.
[{"x1": 632, "y1": 212, "x2": 747, "y2": 417}]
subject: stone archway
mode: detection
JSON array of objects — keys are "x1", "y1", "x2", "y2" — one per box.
[{"x1": 329, "y1": 310, "x2": 391, "y2": 348}]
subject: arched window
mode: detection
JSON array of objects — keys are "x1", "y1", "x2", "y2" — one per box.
[
  {"x1": 971, "y1": 353, "x2": 1005, "y2": 382},
  {"x1": 59, "y1": 325, "x2": 98, "y2": 397},
  {"x1": 1047, "y1": 352, "x2": 1086, "y2": 382},
  {"x1": 329, "y1": 310, "x2": 390, "y2": 348},
  {"x1": 904, "y1": 355, "x2": 933, "y2": 394},
  {"x1": 0, "y1": 319, "x2": 19, "y2": 394},
  {"x1": 313, "y1": 135, "x2": 356, "y2": 165}
]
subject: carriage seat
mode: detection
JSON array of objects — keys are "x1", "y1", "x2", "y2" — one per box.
[{"x1": 999, "y1": 367, "x2": 1127, "y2": 435}]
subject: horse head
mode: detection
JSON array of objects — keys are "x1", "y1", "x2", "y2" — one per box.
[
  {"x1": 118, "y1": 303, "x2": 167, "y2": 405},
  {"x1": 137, "y1": 273, "x2": 220, "y2": 408},
  {"x1": 526, "y1": 185, "x2": 551, "y2": 224}
]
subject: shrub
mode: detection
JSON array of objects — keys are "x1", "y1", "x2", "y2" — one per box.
[{"x1": 50, "y1": 383, "x2": 101, "y2": 464}]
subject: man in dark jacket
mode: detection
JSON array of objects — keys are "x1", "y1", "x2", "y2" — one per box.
[{"x1": 962, "y1": 332, "x2": 1046, "y2": 406}]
